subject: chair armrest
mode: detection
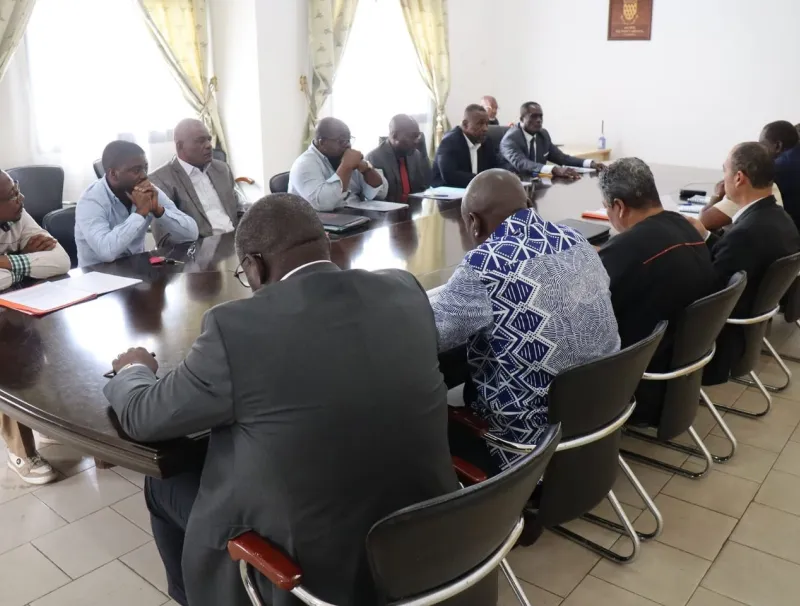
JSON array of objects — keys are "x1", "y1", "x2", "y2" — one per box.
[
  {"x1": 448, "y1": 407, "x2": 489, "y2": 438},
  {"x1": 235, "y1": 176, "x2": 255, "y2": 185},
  {"x1": 227, "y1": 532, "x2": 302, "y2": 591},
  {"x1": 452, "y1": 455, "x2": 488, "y2": 485}
]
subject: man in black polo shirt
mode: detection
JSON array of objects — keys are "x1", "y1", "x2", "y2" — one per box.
[{"x1": 597, "y1": 158, "x2": 715, "y2": 424}]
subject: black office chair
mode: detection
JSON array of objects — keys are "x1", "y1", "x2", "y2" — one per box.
[
  {"x1": 717, "y1": 252, "x2": 800, "y2": 417},
  {"x1": 92, "y1": 159, "x2": 104, "y2": 178},
  {"x1": 452, "y1": 323, "x2": 667, "y2": 564},
  {"x1": 228, "y1": 425, "x2": 561, "y2": 606},
  {"x1": 623, "y1": 272, "x2": 747, "y2": 477},
  {"x1": 485, "y1": 125, "x2": 510, "y2": 156},
  {"x1": 213, "y1": 149, "x2": 228, "y2": 163},
  {"x1": 7, "y1": 165, "x2": 65, "y2": 225},
  {"x1": 269, "y1": 172, "x2": 290, "y2": 194},
  {"x1": 770, "y1": 277, "x2": 800, "y2": 363},
  {"x1": 42, "y1": 207, "x2": 77, "y2": 268}
]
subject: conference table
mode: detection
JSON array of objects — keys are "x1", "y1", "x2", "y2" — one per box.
[{"x1": 0, "y1": 164, "x2": 721, "y2": 478}]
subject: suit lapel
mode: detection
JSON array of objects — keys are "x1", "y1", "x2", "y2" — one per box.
[
  {"x1": 207, "y1": 162, "x2": 238, "y2": 223},
  {"x1": 379, "y1": 142, "x2": 401, "y2": 193},
  {"x1": 171, "y1": 158, "x2": 211, "y2": 229}
]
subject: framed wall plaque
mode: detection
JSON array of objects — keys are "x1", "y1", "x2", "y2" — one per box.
[{"x1": 608, "y1": 0, "x2": 653, "y2": 41}]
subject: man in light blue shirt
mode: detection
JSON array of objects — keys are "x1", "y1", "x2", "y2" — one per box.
[
  {"x1": 289, "y1": 117, "x2": 388, "y2": 211},
  {"x1": 76, "y1": 141, "x2": 199, "y2": 267}
]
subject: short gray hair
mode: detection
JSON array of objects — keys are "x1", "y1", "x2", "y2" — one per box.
[
  {"x1": 598, "y1": 157, "x2": 660, "y2": 209},
  {"x1": 730, "y1": 142, "x2": 774, "y2": 189},
  {"x1": 235, "y1": 194, "x2": 327, "y2": 260}
]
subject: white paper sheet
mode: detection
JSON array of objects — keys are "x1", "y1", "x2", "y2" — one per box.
[
  {"x1": 61, "y1": 272, "x2": 142, "y2": 295},
  {"x1": 417, "y1": 187, "x2": 467, "y2": 200},
  {"x1": 344, "y1": 200, "x2": 409, "y2": 212},
  {"x1": 0, "y1": 282, "x2": 94, "y2": 314}
]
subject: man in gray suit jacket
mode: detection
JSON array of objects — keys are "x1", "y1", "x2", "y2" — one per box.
[
  {"x1": 103, "y1": 194, "x2": 457, "y2": 606},
  {"x1": 149, "y1": 119, "x2": 240, "y2": 242},
  {"x1": 500, "y1": 102, "x2": 606, "y2": 179},
  {"x1": 366, "y1": 115, "x2": 432, "y2": 203}
]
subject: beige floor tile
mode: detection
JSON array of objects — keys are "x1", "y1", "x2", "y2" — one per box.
[
  {"x1": 703, "y1": 383, "x2": 748, "y2": 407},
  {"x1": 120, "y1": 541, "x2": 168, "y2": 594},
  {"x1": 633, "y1": 494, "x2": 736, "y2": 561},
  {"x1": 749, "y1": 360, "x2": 800, "y2": 402},
  {"x1": 0, "y1": 444, "x2": 40, "y2": 505},
  {"x1": 682, "y1": 436, "x2": 778, "y2": 483},
  {"x1": 38, "y1": 444, "x2": 95, "y2": 478},
  {"x1": 0, "y1": 494, "x2": 66, "y2": 556},
  {"x1": 774, "y1": 439, "x2": 800, "y2": 477},
  {"x1": 562, "y1": 576, "x2": 659, "y2": 605},
  {"x1": 0, "y1": 543, "x2": 70, "y2": 606},
  {"x1": 731, "y1": 501, "x2": 800, "y2": 565},
  {"x1": 29, "y1": 560, "x2": 167, "y2": 606},
  {"x1": 561, "y1": 498, "x2": 642, "y2": 550},
  {"x1": 702, "y1": 541, "x2": 800, "y2": 606},
  {"x1": 661, "y1": 469, "x2": 759, "y2": 518},
  {"x1": 621, "y1": 434, "x2": 690, "y2": 468},
  {"x1": 113, "y1": 466, "x2": 146, "y2": 489},
  {"x1": 687, "y1": 587, "x2": 748, "y2": 605},
  {"x1": 673, "y1": 407, "x2": 718, "y2": 447},
  {"x1": 33, "y1": 467, "x2": 139, "y2": 522},
  {"x1": 613, "y1": 460, "x2": 672, "y2": 509},
  {"x1": 33, "y1": 507, "x2": 150, "y2": 578},
  {"x1": 792, "y1": 422, "x2": 800, "y2": 443},
  {"x1": 498, "y1": 573, "x2": 562, "y2": 606},
  {"x1": 112, "y1": 491, "x2": 153, "y2": 535},
  {"x1": 506, "y1": 530, "x2": 600, "y2": 597},
  {"x1": 711, "y1": 394, "x2": 800, "y2": 453},
  {"x1": 755, "y1": 469, "x2": 800, "y2": 516},
  {"x1": 591, "y1": 537, "x2": 710, "y2": 606}
]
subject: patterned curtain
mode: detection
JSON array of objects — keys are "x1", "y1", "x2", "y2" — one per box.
[
  {"x1": 138, "y1": 0, "x2": 228, "y2": 153},
  {"x1": 302, "y1": 0, "x2": 360, "y2": 147},
  {"x1": 399, "y1": 0, "x2": 450, "y2": 154},
  {"x1": 0, "y1": 0, "x2": 36, "y2": 81}
]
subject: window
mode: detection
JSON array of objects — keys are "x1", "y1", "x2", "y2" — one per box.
[
  {"x1": 25, "y1": 0, "x2": 193, "y2": 196},
  {"x1": 331, "y1": 0, "x2": 432, "y2": 153}
]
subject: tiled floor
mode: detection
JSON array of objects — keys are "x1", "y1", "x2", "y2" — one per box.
[{"x1": 4, "y1": 321, "x2": 800, "y2": 605}]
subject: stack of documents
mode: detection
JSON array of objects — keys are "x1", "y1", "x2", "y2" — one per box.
[
  {"x1": 0, "y1": 272, "x2": 141, "y2": 316},
  {"x1": 416, "y1": 187, "x2": 467, "y2": 200},
  {"x1": 344, "y1": 200, "x2": 408, "y2": 211}
]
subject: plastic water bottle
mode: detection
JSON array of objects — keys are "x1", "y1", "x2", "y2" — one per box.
[{"x1": 598, "y1": 120, "x2": 607, "y2": 150}]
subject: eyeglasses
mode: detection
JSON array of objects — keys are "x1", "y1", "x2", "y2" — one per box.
[
  {"x1": 323, "y1": 136, "x2": 355, "y2": 146},
  {"x1": 233, "y1": 253, "x2": 263, "y2": 287},
  {"x1": 0, "y1": 180, "x2": 21, "y2": 205}
]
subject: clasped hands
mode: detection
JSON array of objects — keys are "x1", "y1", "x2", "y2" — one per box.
[{"x1": 128, "y1": 180, "x2": 163, "y2": 218}]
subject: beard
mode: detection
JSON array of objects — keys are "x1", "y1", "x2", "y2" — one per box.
[{"x1": 325, "y1": 153, "x2": 343, "y2": 170}]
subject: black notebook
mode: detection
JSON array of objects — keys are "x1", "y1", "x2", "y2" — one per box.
[
  {"x1": 558, "y1": 218, "x2": 611, "y2": 245},
  {"x1": 317, "y1": 213, "x2": 370, "y2": 234}
]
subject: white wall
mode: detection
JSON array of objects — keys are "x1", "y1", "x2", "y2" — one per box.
[{"x1": 522, "y1": 0, "x2": 800, "y2": 167}]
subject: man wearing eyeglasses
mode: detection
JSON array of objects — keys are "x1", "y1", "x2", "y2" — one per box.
[
  {"x1": 289, "y1": 117, "x2": 388, "y2": 211},
  {"x1": 0, "y1": 169, "x2": 69, "y2": 485}
]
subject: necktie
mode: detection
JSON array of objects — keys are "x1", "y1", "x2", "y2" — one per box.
[
  {"x1": 398, "y1": 157, "x2": 411, "y2": 203},
  {"x1": 529, "y1": 134, "x2": 537, "y2": 162}
]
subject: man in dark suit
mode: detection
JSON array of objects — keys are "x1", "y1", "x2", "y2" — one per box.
[
  {"x1": 760, "y1": 120, "x2": 800, "y2": 229},
  {"x1": 431, "y1": 104, "x2": 498, "y2": 187},
  {"x1": 597, "y1": 158, "x2": 715, "y2": 424},
  {"x1": 689, "y1": 142, "x2": 800, "y2": 383},
  {"x1": 366, "y1": 114, "x2": 431, "y2": 202},
  {"x1": 149, "y1": 119, "x2": 241, "y2": 240},
  {"x1": 103, "y1": 194, "x2": 457, "y2": 606},
  {"x1": 500, "y1": 102, "x2": 606, "y2": 179}
]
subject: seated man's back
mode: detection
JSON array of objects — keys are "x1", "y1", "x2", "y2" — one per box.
[
  {"x1": 431, "y1": 170, "x2": 620, "y2": 469},
  {"x1": 103, "y1": 195, "x2": 456, "y2": 606},
  {"x1": 597, "y1": 158, "x2": 716, "y2": 423}
]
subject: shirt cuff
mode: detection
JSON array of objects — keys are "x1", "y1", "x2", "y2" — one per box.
[
  {"x1": 583, "y1": 159, "x2": 594, "y2": 168},
  {"x1": 326, "y1": 173, "x2": 343, "y2": 184},
  {"x1": 7, "y1": 253, "x2": 31, "y2": 284},
  {"x1": 116, "y1": 362, "x2": 153, "y2": 375},
  {"x1": 704, "y1": 231, "x2": 711, "y2": 242},
  {"x1": 539, "y1": 164, "x2": 554, "y2": 175}
]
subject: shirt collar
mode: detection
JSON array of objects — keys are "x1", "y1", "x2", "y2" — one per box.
[
  {"x1": 281, "y1": 260, "x2": 336, "y2": 281},
  {"x1": 520, "y1": 123, "x2": 534, "y2": 144},
  {"x1": 463, "y1": 132, "x2": 481, "y2": 151},
  {"x1": 177, "y1": 157, "x2": 206, "y2": 176},
  {"x1": 732, "y1": 195, "x2": 770, "y2": 224}
]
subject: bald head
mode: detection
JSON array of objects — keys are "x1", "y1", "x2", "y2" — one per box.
[
  {"x1": 480, "y1": 96, "x2": 498, "y2": 120},
  {"x1": 315, "y1": 117, "x2": 350, "y2": 141},
  {"x1": 462, "y1": 169, "x2": 528, "y2": 245},
  {"x1": 174, "y1": 118, "x2": 213, "y2": 168},
  {"x1": 314, "y1": 117, "x2": 352, "y2": 163},
  {"x1": 389, "y1": 114, "x2": 421, "y2": 154}
]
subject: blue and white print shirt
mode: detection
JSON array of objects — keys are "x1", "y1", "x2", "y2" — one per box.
[{"x1": 430, "y1": 208, "x2": 620, "y2": 469}]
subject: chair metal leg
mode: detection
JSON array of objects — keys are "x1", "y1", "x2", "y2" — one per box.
[
  {"x1": 774, "y1": 320, "x2": 800, "y2": 363},
  {"x1": 735, "y1": 338, "x2": 791, "y2": 392},
  {"x1": 700, "y1": 389, "x2": 738, "y2": 463},
  {"x1": 622, "y1": 424, "x2": 713, "y2": 478},
  {"x1": 240, "y1": 561, "x2": 266, "y2": 606},
  {"x1": 719, "y1": 371, "x2": 772, "y2": 418},
  {"x1": 551, "y1": 489, "x2": 641, "y2": 563},
  {"x1": 500, "y1": 559, "x2": 533, "y2": 606}
]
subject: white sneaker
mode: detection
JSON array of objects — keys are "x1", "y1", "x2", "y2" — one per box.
[
  {"x1": 7, "y1": 451, "x2": 58, "y2": 485},
  {"x1": 35, "y1": 432, "x2": 60, "y2": 446}
]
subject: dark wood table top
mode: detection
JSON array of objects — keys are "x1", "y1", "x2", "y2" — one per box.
[{"x1": 0, "y1": 164, "x2": 721, "y2": 477}]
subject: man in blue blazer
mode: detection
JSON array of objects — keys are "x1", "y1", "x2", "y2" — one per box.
[{"x1": 431, "y1": 105, "x2": 499, "y2": 188}]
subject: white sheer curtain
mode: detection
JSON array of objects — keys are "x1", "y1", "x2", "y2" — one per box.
[
  {"x1": 331, "y1": 0, "x2": 432, "y2": 152},
  {"x1": 24, "y1": 0, "x2": 193, "y2": 199}
]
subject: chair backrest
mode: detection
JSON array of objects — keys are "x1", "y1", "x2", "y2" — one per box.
[
  {"x1": 537, "y1": 323, "x2": 666, "y2": 525},
  {"x1": 366, "y1": 424, "x2": 561, "y2": 605},
  {"x1": 42, "y1": 207, "x2": 77, "y2": 268},
  {"x1": 733, "y1": 252, "x2": 800, "y2": 376},
  {"x1": 92, "y1": 159, "x2": 104, "y2": 179},
  {"x1": 269, "y1": 171, "x2": 290, "y2": 194},
  {"x1": 212, "y1": 148, "x2": 227, "y2": 163},
  {"x1": 485, "y1": 125, "x2": 509, "y2": 156},
  {"x1": 7, "y1": 165, "x2": 65, "y2": 225},
  {"x1": 782, "y1": 277, "x2": 800, "y2": 323}
]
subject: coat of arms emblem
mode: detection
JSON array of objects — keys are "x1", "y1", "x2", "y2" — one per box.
[{"x1": 622, "y1": 0, "x2": 638, "y2": 22}]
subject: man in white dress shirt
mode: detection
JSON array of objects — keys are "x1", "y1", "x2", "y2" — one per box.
[
  {"x1": 0, "y1": 169, "x2": 69, "y2": 485},
  {"x1": 150, "y1": 119, "x2": 242, "y2": 240}
]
